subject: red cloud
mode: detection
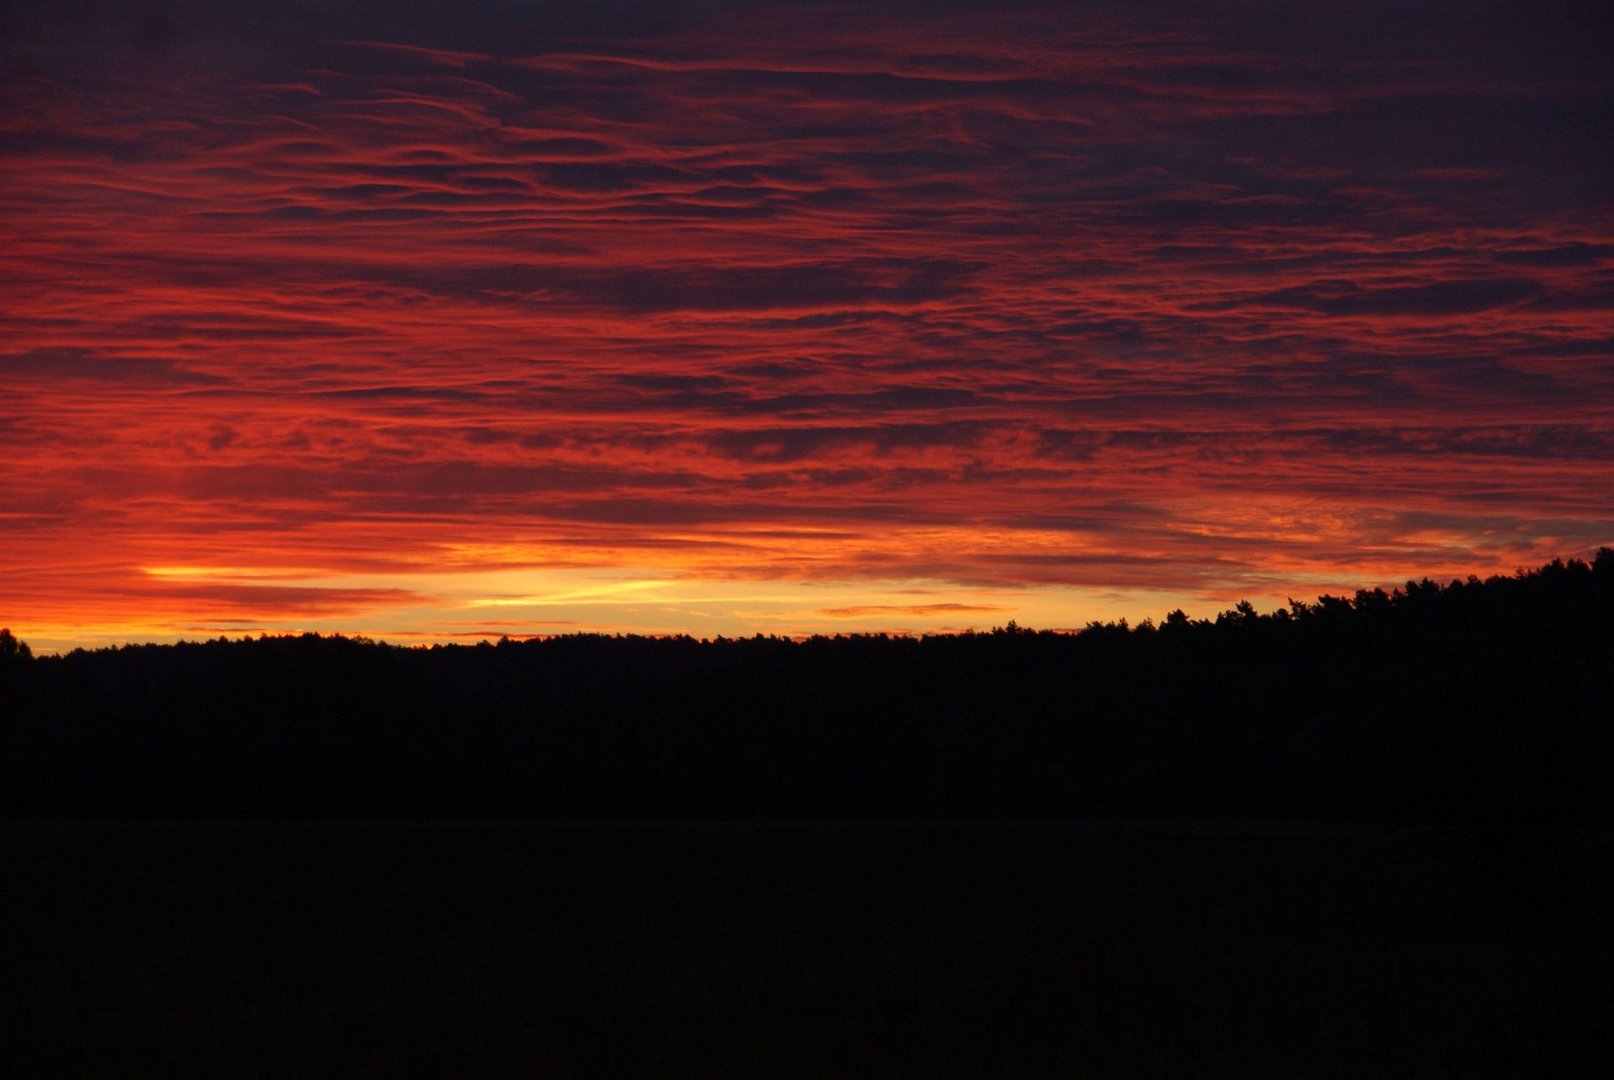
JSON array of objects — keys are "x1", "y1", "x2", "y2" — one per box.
[{"x1": 2, "y1": 2, "x2": 1610, "y2": 643}]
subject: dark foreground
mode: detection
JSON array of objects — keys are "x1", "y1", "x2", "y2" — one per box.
[
  {"x1": 3, "y1": 822, "x2": 1610, "y2": 1078},
  {"x1": 5, "y1": 553, "x2": 1612, "y2": 828}
]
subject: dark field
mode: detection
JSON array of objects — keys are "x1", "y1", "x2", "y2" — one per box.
[{"x1": 3, "y1": 822, "x2": 1610, "y2": 1077}]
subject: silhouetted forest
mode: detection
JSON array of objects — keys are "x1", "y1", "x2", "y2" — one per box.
[{"x1": 3, "y1": 552, "x2": 1611, "y2": 826}]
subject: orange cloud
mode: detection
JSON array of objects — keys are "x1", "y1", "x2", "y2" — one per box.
[{"x1": 2, "y1": 1, "x2": 1610, "y2": 647}]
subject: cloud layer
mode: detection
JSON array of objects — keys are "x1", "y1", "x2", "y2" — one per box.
[{"x1": 3, "y1": 0, "x2": 1611, "y2": 646}]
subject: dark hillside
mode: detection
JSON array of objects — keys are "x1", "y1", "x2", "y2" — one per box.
[{"x1": 3, "y1": 551, "x2": 1611, "y2": 826}]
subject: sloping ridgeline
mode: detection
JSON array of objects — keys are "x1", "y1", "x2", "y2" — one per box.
[{"x1": 2, "y1": 552, "x2": 1611, "y2": 826}]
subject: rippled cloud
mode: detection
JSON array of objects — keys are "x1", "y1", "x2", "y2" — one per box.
[{"x1": 2, "y1": 0, "x2": 1611, "y2": 647}]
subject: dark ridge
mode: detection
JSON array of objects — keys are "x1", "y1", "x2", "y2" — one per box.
[{"x1": 2, "y1": 550, "x2": 1611, "y2": 827}]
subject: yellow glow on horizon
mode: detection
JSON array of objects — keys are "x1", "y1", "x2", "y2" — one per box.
[
  {"x1": 142, "y1": 565, "x2": 330, "y2": 581},
  {"x1": 465, "y1": 578, "x2": 677, "y2": 607},
  {"x1": 15, "y1": 556, "x2": 1298, "y2": 656},
  {"x1": 16, "y1": 516, "x2": 1496, "y2": 655}
]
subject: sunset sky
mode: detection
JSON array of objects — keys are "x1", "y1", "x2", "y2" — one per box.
[{"x1": 3, "y1": 0, "x2": 1611, "y2": 651}]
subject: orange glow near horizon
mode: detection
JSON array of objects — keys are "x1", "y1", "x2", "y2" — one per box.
[{"x1": 2, "y1": 2, "x2": 1611, "y2": 652}]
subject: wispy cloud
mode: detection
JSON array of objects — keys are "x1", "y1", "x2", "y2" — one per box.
[
  {"x1": 811, "y1": 603, "x2": 1012, "y2": 619},
  {"x1": 2, "y1": 0, "x2": 1610, "y2": 643}
]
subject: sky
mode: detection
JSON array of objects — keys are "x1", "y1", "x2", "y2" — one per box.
[{"x1": 2, "y1": 0, "x2": 1611, "y2": 651}]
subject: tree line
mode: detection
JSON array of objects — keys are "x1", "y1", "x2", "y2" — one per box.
[{"x1": 2, "y1": 550, "x2": 1610, "y2": 827}]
